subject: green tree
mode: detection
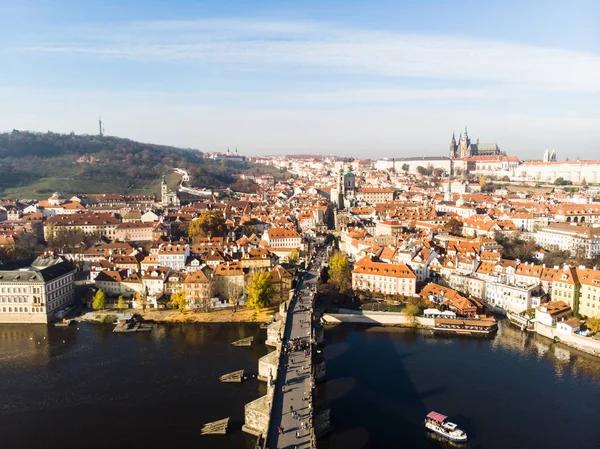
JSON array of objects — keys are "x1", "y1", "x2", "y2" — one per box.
[
  {"x1": 188, "y1": 209, "x2": 228, "y2": 239},
  {"x1": 416, "y1": 166, "x2": 432, "y2": 177},
  {"x1": 246, "y1": 271, "x2": 274, "y2": 311},
  {"x1": 117, "y1": 295, "x2": 126, "y2": 312},
  {"x1": 581, "y1": 177, "x2": 588, "y2": 187},
  {"x1": 92, "y1": 289, "x2": 106, "y2": 310},
  {"x1": 328, "y1": 252, "x2": 352, "y2": 294},
  {"x1": 586, "y1": 317, "x2": 600, "y2": 334},
  {"x1": 170, "y1": 291, "x2": 187, "y2": 313},
  {"x1": 401, "y1": 163, "x2": 410, "y2": 173}
]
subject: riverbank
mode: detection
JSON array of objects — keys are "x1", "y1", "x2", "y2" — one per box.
[{"x1": 78, "y1": 306, "x2": 279, "y2": 324}]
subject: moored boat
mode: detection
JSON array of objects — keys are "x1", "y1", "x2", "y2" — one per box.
[{"x1": 424, "y1": 411, "x2": 467, "y2": 443}]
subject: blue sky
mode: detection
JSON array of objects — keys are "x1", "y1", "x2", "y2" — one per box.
[{"x1": 1, "y1": 0, "x2": 599, "y2": 159}]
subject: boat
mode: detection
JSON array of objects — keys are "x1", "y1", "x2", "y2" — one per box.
[{"x1": 424, "y1": 411, "x2": 467, "y2": 443}]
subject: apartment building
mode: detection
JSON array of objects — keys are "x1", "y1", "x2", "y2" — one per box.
[
  {"x1": 115, "y1": 221, "x2": 167, "y2": 242},
  {"x1": 262, "y1": 228, "x2": 302, "y2": 249},
  {"x1": 352, "y1": 259, "x2": 417, "y2": 297},
  {"x1": 356, "y1": 188, "x2": 394, "y2": 205},
  {"x1": 535, "y1": 223, "x2": 600, "y2": 258},
  {"x1": 183, "y1": 269, "x2": 212, "y2": 308},
  {"x1": 157, "y1": 243, "x2": 190, "y2": 270},
  {"x1": 44, "y1": 212, "x2": 121, "y2": 240}
]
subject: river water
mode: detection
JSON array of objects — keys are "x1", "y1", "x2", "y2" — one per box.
[
  {"x1": 1, "y1": 321, "x2": 599, "y2": 449},
  {"x1": 319, "y1": 320, "x2": 600, "y2": 449},
  {"x1": 0, "y1": 322, "x2": 267, "y2": 449}
]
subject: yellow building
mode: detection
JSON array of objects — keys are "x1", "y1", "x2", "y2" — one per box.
[
  {"x1": 576, "y1": 268, "x2": 600, "y2": 318},
  {"x1": 551, "y1": 266, "x2": 580, "y2": 314}
]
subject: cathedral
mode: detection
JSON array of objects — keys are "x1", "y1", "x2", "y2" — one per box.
[{"x1": 450, "y1": 127, "x2": 502, "y2": 159}]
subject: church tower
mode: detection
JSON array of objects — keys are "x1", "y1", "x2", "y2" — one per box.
[
  {"x1": 458, "y1": 126, "x2": 470, "y2": 158},
  {"x1": 161, "y1": 174, "x2": 168, "y2": 204},
  {"x1": 450, "y1": 132, "x2": 457, "y2": 159}
]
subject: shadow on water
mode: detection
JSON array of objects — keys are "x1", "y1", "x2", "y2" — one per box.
[
  {"x1": 318, "y1": 319, "x2": 600, "y2": 449},
  {"x1": 319, "y1": 324, "x2": 436, "y2": 449}
]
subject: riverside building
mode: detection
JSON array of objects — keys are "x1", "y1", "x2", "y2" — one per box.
[{"x1": 0, "y1": 255, "x2": 75, "y2": 323}]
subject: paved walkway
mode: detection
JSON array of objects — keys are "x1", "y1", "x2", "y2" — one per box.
[{"x1": 267, "y1": 253, "x2": 321, "y2": 448}]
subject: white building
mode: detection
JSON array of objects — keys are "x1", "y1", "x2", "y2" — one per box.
[
  {"x1": 262, "y1": 228, "x2": 302, "y2": 249},
  {"x1": 484, "y1": 279, "x2": 541, "y2": 313},
  {"x1": 0, "y1": 256, "x2": 75, "y2": 323},
  {"x1": 535, "y1": 223, "x2": 600, "y2": 258},
  {"x1": 157, "y1": 243, "x2": 190, "y2": 270},
  {"x1": 519, "y1": 160, "x2": 600, "y2": 184}
]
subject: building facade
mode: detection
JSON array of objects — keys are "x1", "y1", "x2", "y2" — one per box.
[{"x1": 0, "y1": 256, "x2": 75, "y2": 323}]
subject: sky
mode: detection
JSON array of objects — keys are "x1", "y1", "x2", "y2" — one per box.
[{"x1": 1, "y1": 0, "x2": 599, "y2": 160}]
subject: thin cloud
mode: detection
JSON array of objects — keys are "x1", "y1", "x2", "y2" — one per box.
[{"x1": 13, "y1": 18, "x2": 600, "y2": 93}]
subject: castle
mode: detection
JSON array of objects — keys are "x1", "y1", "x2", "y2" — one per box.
[{"x1": 450, "y1": 127, "x2": 502, "y2": 159}]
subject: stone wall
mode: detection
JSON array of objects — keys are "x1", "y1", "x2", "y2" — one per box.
[
  {"x1": 536, "y1": 321, "x2": 600, "y2": 356},
  {"x1": 258, "y1": 349, "x2": 280, "y2": 382},
  {"x1": 242, "y1": 388, "x2": 273, "y2": 437},
  {"x1": 322, "y1": 309, "x2": 435, "y2": 327},
  {"x1": 0, "y1": 313, "x2": 50, "y2": 324}
]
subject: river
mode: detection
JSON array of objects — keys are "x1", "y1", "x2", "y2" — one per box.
[
  {"x1": 0, "y1": 322, "x2": 267, "y2": 449},
  {"x1": 319, "y1": 320, "x2": 600, "y2": 449},
  {"x1": 1, "y1": 320, "x2": 599, "y2": 449}
]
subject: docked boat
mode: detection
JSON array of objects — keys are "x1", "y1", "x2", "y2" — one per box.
[{"x1": 424, "y1": 411, "x2": 467, "y2": 443}]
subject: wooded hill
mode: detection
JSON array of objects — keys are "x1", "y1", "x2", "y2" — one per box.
[{"x1": 0, "y1": 131, "x2": 275, "y2": 198}]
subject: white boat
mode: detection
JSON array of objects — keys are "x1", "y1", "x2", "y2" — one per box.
[{"x1": 424, "y1": 411, "x2": 467, "y2": 443}]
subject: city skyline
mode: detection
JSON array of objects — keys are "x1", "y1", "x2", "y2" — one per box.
[{"x1": 1, "y1": 0, "x2": 599, "y2": 159}]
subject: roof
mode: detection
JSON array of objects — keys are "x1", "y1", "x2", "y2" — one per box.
[
  {"x1": 0, "y1": 256, "x2": 74, "y2": 283},
  {"x1": 352, "y1": 260, "x2": 416, "y2": 279},
  {"x1": 426, "y1": 412, "x2": 447, "y2": 423}
]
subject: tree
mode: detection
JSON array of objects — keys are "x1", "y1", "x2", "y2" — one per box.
[
  {"x1": 136, "y1": 290, "x2": 149, "y2": 312},
  {"x1": 433, "y1": 167, "x2": 446, "y2": 178},
  {"x1": 170, "y1": 291, "x2": 187, "y2": 313},
  {"x1": 444, "y1": 218, "x2": 463, "y2": 236},
  {"x1": 416, "y1": 166, "x2": 432, "y2": 177},
  {"x1": 401, "y1": 163, "x2": 410, "y2": 173},
  {"x1": 117, "y1": 295, "x2": 126, "y2": 312},
  {"x1": 479, "y1": 175, "x2": 487, "y2": 188},
  {"x1": 188, "y1": 209, "x2": 227, "y2": 239},
  {"x1": 328, "y1": 252, "x2": 352, "y2": 294},
  {"x1": 554, "y1": 177, "x2": 572, "y2": 186},
  {"x1": 586, "y1": 317, "x2": 600, "y2": 334},
  {"x1": 288, "y1": 249, "x2": 300, "y2": 268},
  {"x1": 246, "y1": 271, "x2": 274, "y2": 311},
  {"x1": 226, "y1": 282, "x2": 243, "y2": 311},
  {"x1": 404, "y1": 303, "x2": 421, "y2": 323},
  {"x1": 92, "y1": 289, "x2": 106, "y2": 310},
  {"x1": 581, "y1": 177, "x2": 588, "y2": 187}
]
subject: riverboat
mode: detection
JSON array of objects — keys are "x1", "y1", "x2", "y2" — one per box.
[{"x1": 424, "y1": 411, "x2": 467, "y2": 443}]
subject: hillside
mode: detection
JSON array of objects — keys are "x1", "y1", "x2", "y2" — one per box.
[{"x1": 0, "y1": 131, "x2": 280, "y2": 198}]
